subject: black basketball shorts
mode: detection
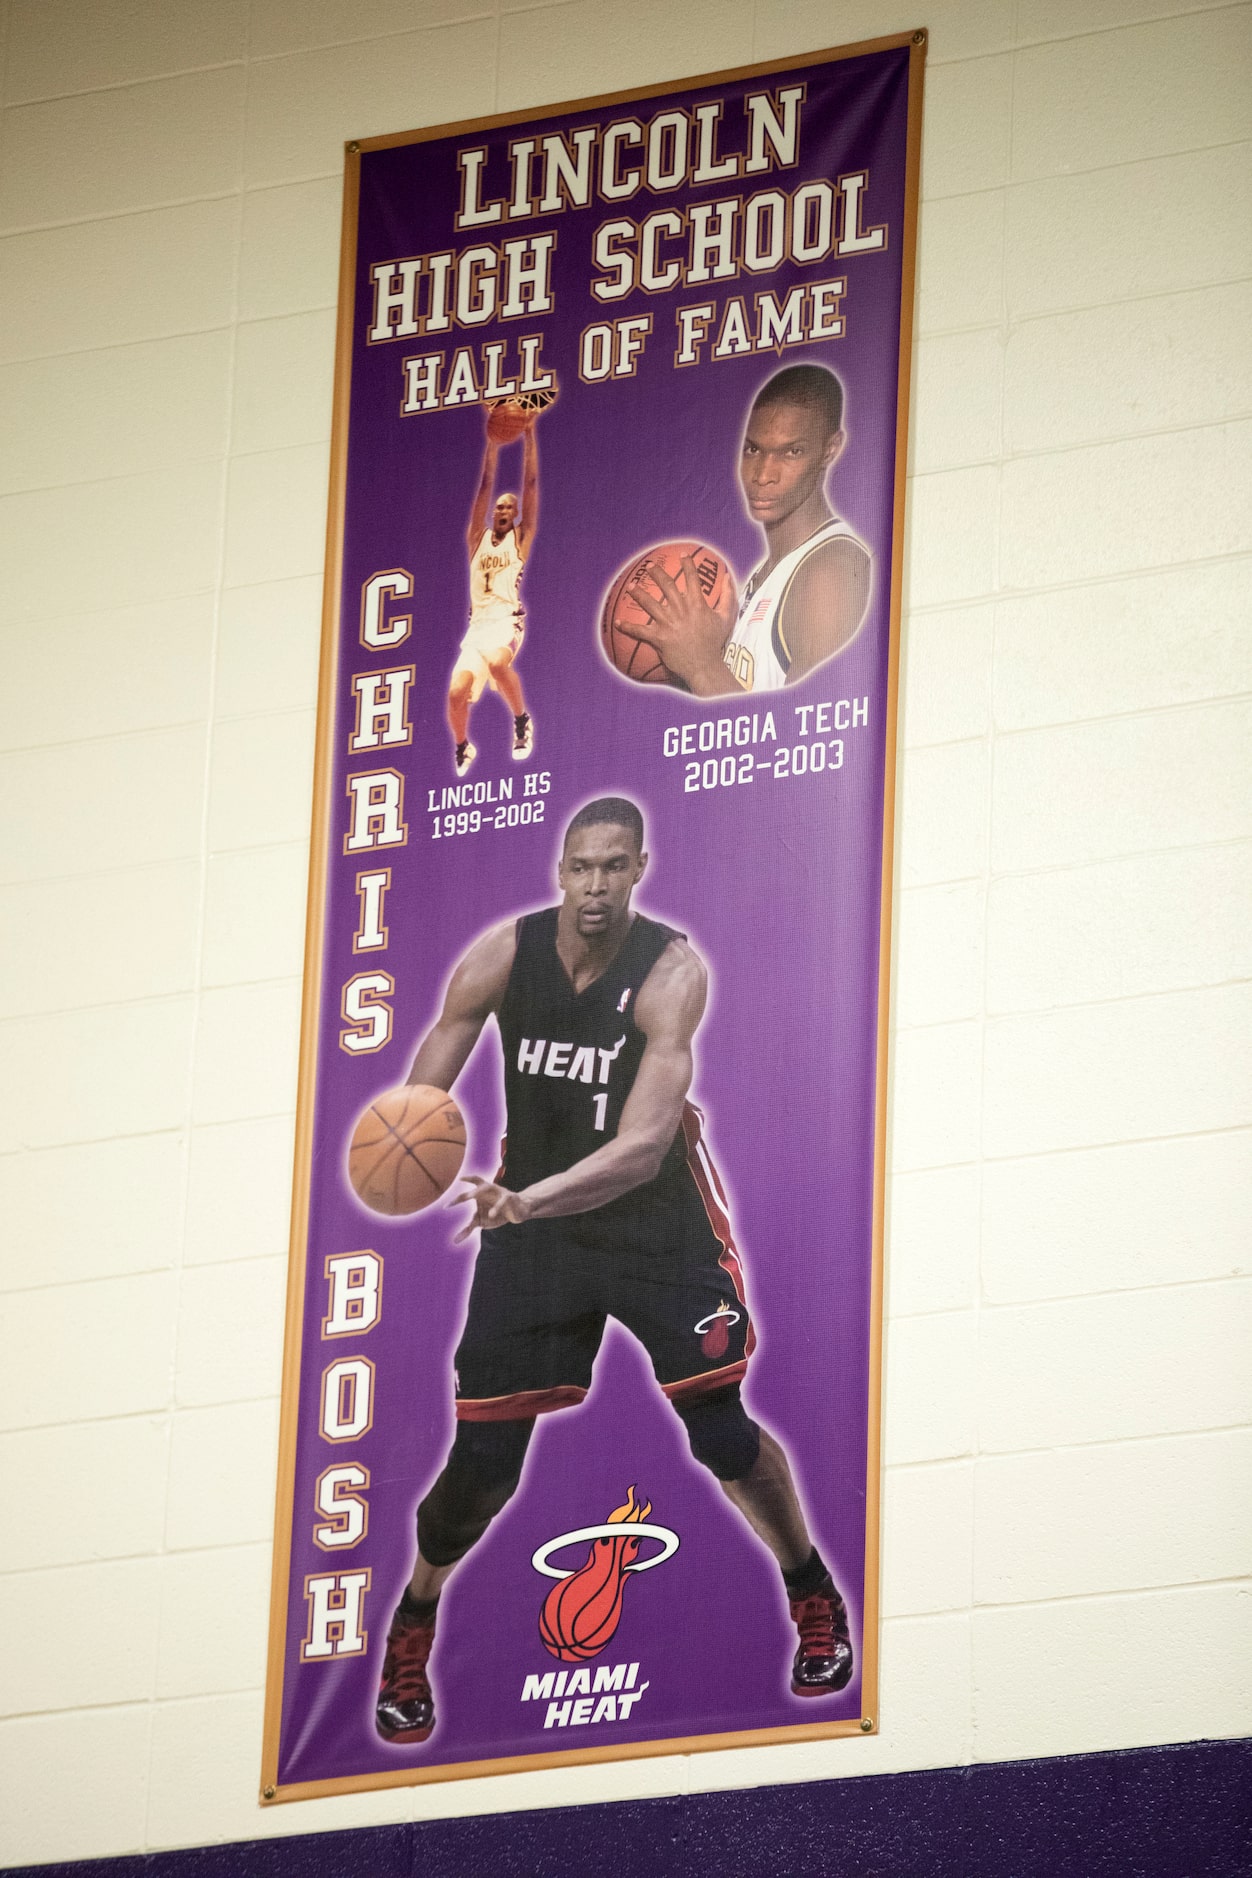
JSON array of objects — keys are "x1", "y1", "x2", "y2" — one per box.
[{"x1": 453, "y1": 1131, "x2": 754, "y2": 1422}]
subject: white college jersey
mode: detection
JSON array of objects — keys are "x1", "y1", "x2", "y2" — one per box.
[
  {"x1": 723, "y1": 517, "x2": 867, "y2": 692},
  {"x1": 469, "y1": 526, "x2": 524, "y2": 622}
]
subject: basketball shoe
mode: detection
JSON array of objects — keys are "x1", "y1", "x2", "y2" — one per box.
[
  {"x1": 789, "y1": 1578, "x2": 853, "y2": 1696},
  {"x1": 376, "y1": 1603, "x2": 437, "y2": 1743},
  {"x1": 512, "y1": 713, "x2": 533, "y2": 760},
  {"x1": 454, "y1": 739, "x2": 477, "y2": 774}
]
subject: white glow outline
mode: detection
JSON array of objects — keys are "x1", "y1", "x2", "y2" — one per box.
[{"x1": 530, "y1": 1522, "x2": 680, "y2": 1580}]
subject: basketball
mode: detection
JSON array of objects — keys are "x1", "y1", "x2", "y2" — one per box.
[
  {"x1": 348, "y1": 1084, "x2": 466, "y2": 1217},
  {"x1": 600, "y1": 541, "x2": 737, "y2": 687},
  {"x1": 487, "y1": 386, "x2": 557, "y2": 444},
  {"x1": 539, "y1": 1536, "x2": 635, "y2": 1661},
  {"x1": 486, "y1": 401, "x2": 529, "y2": 444}
]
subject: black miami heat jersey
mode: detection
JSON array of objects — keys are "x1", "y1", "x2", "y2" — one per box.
[
  {"x1": 456, "y1": 906, "x2": 755, "y2": 1417},
  {"x1": 496, "y1": 908, "x2": 691, "y2": 1248}
]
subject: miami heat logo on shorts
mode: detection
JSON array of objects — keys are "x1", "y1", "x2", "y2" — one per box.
[
  {"x1": 531, "y1": 1487, "x2": 678, "y2": 1662},
  {"x1": 695, "y1": 1300, "x2": 741, "y2": 1360}
]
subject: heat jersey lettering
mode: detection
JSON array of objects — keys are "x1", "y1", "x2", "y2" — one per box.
[
  {"x1": 517, "y1": 1035, "x2": 627, "y2": 1083},
  {"x1": 497, "y1": 908, "x2": 688, "y2": 1210}
]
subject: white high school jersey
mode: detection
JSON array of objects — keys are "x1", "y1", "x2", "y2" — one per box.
[
  {"x1": 723, "y1": 516, "x2": 867, "y2": 692},
  {"x1": 469, "y1": 526, "x2": 524, "y2": 620}
]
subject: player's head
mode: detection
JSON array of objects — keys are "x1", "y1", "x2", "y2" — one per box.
[
  {"x1": 740, "y1": 364, "x2": 846, "y2": 527},
  {"x1": 492, "y1": 491, "x2": 518, "y2": 534},
  {"x1": 559, "y1": 798, "x2": 648, "y2": 939}
]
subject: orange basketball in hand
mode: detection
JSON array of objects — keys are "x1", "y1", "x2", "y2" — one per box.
[
  {"x1": 600, "y1": 540, "x2": 736, "y2": 687},
  {"x1": 348, "y1": 1084, "x2": 466, "y2": 1216}
]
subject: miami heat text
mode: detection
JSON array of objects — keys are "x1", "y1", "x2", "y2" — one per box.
[
  {"x1": 521, "y1": 1662, "x2": 651, "y2": 1728},
  {"x1": 662, "y1": 696, "x2": 870, "y2": 793}
]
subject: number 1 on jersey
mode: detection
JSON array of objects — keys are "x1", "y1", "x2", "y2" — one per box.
[{"x1": 592, "y1": 1092, "x2": 608, "y2": 1131}]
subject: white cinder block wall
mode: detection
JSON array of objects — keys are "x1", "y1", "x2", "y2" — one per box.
[{"x1": 1, "y1": 0, "x2": 1249, "y2": 1865}]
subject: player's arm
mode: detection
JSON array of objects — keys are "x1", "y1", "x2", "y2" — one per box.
[
  {"x1": 406, "y1": 919, "x2": 516, "y2": 1091},
  {"x1": 456, "y1": 940, "x2": 707, "y2": 1231},
  {"x1": 779, "y1": 536, "x2": 870, "y2": 684},
  {"x1": 465, "y1": 426, "x2": 501, "y2": 559},
  {"x1": 516, "y1": 418, "x2": 539, "y2": 555}
]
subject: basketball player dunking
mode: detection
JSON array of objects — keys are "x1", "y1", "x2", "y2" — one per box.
[
  {"x1": 625, "y1": 362, "x2": 871, "y2": 695},
  {"x1": 448, "y1": 405, "x2": 541, "y2": 773},
  {"x1": 375, "y1": 797, "x2": 853, "y2": 1745}
]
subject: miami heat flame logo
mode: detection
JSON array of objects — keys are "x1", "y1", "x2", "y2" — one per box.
[
  {"x1": 695, "y1": 1300, "x2": 741, "y2": 1359},
  {"x1": 531, "y1": 1487, "x2": 679, "y2": 1662}
]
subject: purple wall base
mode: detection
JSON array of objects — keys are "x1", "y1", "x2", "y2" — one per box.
[{"x1": 9, "y1": 1738, "x2": 1250, "y2": 1878}]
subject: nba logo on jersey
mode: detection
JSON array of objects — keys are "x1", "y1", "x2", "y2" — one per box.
[{"x1": 617, "y1": 987, "x2": 632, "y2": 1013}]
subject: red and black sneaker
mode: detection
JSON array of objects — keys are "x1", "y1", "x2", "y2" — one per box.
[
  {"x1": 789, "y1": 1579, "x2": 854, "y2": 1696},
  {"x1": 375, "y1": 1607, "x2": 437, "y2": 1743}
]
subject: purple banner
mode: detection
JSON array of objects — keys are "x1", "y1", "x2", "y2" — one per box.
[{"x1": 264, "y1": 36, "x2": 922, "y2": 1802}]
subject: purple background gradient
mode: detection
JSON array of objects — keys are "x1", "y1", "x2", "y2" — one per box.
[{"x1": 277, "y1": 44, "x2": 910, "y2": 1787}]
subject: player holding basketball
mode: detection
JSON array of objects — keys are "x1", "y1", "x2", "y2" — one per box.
[
  {"x1": 375, "y1": 796, "x2": 853, "y2": 1745},
  {"x1": 448, "y1": 404, "x2": 540, "y2": 773},
  {"x1": 627, "y1": 362, "x2": 871, "y2": 694}
]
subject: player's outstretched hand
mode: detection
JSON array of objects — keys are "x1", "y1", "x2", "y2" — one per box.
[
  {"x1": 622, "y1": 555, "x2": 733, "y2": 696},
  {"x1": 450, "y1": 1174, "x2": 531, "y2": 1240}
]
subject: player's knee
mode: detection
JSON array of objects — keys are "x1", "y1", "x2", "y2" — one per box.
[
  {"x1": 449, "y1": 670, "x2": 473, "y2": 704},
  {"x1": 416, "y1": 1418, "x2": 534, "y2": 1566},
  {"x1": 674, "y1": 1385, "x2": 760, "y2": 1482},
  {"x1": 454, "y1": 1416, "x2": 533, "y2": 1489}
]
